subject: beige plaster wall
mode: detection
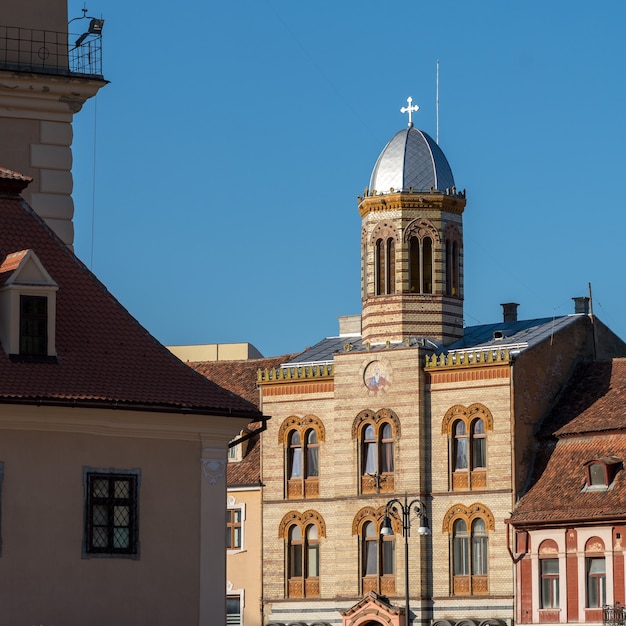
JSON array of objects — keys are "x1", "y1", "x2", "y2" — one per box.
[{"x1": 0, "y1": 404, "x2": 244, "y2": 626}]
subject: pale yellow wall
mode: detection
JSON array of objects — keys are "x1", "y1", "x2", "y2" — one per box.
[
  {"x1": 227, "y1": 487, "x2": 263, "y2": 626},
  {"x1": 168, "y1": 342, "x2": 264, "y2": 362}
]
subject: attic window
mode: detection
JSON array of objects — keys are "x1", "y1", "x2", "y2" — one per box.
[
  {"x1": 583, "y1": 458, "x2": 621, "y2": 491},
  {"x1": 20, "y1": 295, "x2": 47, "y2": 355}
]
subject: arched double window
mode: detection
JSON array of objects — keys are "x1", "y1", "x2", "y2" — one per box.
[
  {"x1": 443, "y1": 404, "x2": 492, "y2": 491},
  {"x1": 279, "y1": 415, "x2": 324, "y2": 499},
  {"x1": 444, "y1": 503, "x2": 494, "y2": 596},
  {"x1": 375, "y1": 237, "x2": 396, "y2": 295},
  {"x1": 353, "y1": 509, "x2": 396, "y2": 596},
  {"x1": 353, "y1": 409, "x2": 400, "y2": 494},
  {"x1": 280, "y1": 511, "x2": 325, "y2": 599},
  {"x1": 405, "y1": 218, "x2": 439, "y2": 295}
]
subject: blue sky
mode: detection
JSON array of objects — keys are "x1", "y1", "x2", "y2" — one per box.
[{"x1": 67, "y1": 0, "x2": 626, "y2": 357}]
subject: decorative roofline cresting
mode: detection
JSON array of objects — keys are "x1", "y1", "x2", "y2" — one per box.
[
  {"x1": 257, "y1": 363, "x2": 334, "y2": 384},
  {"x1": 424, "y1": 347, "x2": 514, "y2": 370}
]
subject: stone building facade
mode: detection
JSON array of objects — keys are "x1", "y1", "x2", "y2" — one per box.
[{"x1": 254, "y1": 108, "x2": 626, "y2": 626}]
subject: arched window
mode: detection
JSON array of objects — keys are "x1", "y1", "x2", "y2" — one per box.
[
  {"x1": 422, "y1": 236, "x2": 433, "y2": 293},
  {"x1": 289, "y1": 431, "x2": 302, "y2": 479},
  {"x1": 375, "y1": 237, "x2": 396, "y2": 295},
  {"x1": 445, "y1": 238, "x2": 460, "y2": 296},
  {"x1": 444, "y1": 504, "x2": 494, "y2": 596},
  {"x1": 409, "y1": 236, "x2": 420, "y2": 293},
  {"x1": 306, "y1": 429, "x2": 319, "y2": 478},
  {"x1": 287, "y1": 523, "x2": 321, "y2": 598},
  {"x1": 443, "y1": 405, "x2": 493, "y2": 491},
  {"x1": 280, "y1": 416, "x2": 325, "y2": 499},
  {"x1": 452, "y1": 517, "x2": 489, "y2": 595},
  {"x1": 280, "y1": 511, "x2": 325, "y2": 599},
  {"x1": 361, "y1": 519, "x2": 395, "y2": 595},
  {"x1": 453, "y1": 421, "x2": 468, "y2": 470},
  {"x1": 360, "y1": 421, "x2": 395, "y2": 494},
  {"x1": 472, "y1": 419, "x2": 486, "y2": 469},
  {"x1": 585, "y1": 537, "x2": 606, "y2": 608},
  {"x1": 408, "y1": 235, "x2": 434, "y2": 294},
  {"x1": 539, "y1": 539, "x2": 560, "y2": 609}
]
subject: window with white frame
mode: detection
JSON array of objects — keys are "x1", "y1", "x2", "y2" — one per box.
[{"x1": 227, "y1": 498, "x2": 245, "y2": 551}]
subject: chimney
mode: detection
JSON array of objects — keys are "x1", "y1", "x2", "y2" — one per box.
[
  {"x1": 501, "y1": 302, "x2": 519, "y2": 323},
  {"x1": 572, "y1": 297, "x2": 590, "y2": 315}
]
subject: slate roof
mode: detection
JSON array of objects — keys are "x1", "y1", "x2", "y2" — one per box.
[
  {"x1": 284, "y1": 315, "x2": 583, "y2": 365},
  {"x1": 511, "y1": 358, "x2": 626, "y2": 526},
  {"x1": 0, "y1": 169, "x2": 261, "y2": 418},
  {"x1": 189, "y1": 353, "x2": 299, "y2": 486}
]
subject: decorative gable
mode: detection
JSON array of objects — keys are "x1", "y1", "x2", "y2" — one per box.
[{"x1": 0, "y1": 249, "x2": 58, "y2": 357}]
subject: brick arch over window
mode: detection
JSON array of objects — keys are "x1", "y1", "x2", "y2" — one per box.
[
  {"x1": 351, "y1": 505, "x2": 400, "y2": 536},
  {"x1": 585, "y1": 536, "x2": 605, "y2": 553},
  {"x1": 280, "y1": 415, "x2": 325, "y2": 499},
  {"x1": 538, "y1": 539, "x2": 559, "y2": 555},
  {"x1": 403, "y1": 217, "x2": 441, "y2": 244},
  {"x1": 371, "y1": 221, "x2": 400, "y2": 246},
  {"x1": 278, "y1": 414, "x2": 325, "y2": 444},
  {"x1": 441, "y1": 503, "x2": 496, "y2": 532},
  {"x1": 441, "y1": 403, "x2": 493, "y2": 435},
  {"x1": 351, "y1": 408, "x2": 401, "y2": 439},
  {"x1": 278, "y1": 509, "x2": 326, "y2": 539}
]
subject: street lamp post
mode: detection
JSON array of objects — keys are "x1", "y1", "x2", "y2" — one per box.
[{"x1": 380, "y1": 494, "x2": 430, "y2": 626}]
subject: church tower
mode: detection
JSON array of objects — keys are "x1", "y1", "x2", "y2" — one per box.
[
  {"x1": 359, "y1": 98, "x2": 466, "y2": 346},
  {"x1": 0, "y1": 0, "x2": 106, "y2": 246}
]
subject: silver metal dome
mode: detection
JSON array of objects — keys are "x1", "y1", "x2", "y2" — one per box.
[{"x1": 369, "y1": 127, "x2": 455, "y2": 194}]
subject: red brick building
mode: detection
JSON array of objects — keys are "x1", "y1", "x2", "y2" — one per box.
[{"x1": 510, "y1": 359, "x2": 626, "y2": 625}]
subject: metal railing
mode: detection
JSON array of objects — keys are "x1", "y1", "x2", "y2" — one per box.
[
  {"x1": 0, "y1": 25, "x2": 103, "y2": 78},
  {"x1": 604, "y1": 604, "x2": 626, "y2": 626}
]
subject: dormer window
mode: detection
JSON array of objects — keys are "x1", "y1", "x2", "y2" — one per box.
[
  {"x1": 0, "y1": 250, "x2": 58, "y2": 358},
  {"x1": 20, "y1": 295, "x2": 47, "y2": 355},
  {"x1": 583, "y1": 457, "x2": 621, "y2": 491}
]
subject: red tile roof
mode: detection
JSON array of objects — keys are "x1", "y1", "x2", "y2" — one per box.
[
  {"x1": 512, "y1": 359, "x2": 626, "y2": 526},
  {"x1": 188, "y1": 353, "x2": 299, "y2": 486},
  {"x1": 0, "y1": 172, "x2": 261, "y2": 419}
]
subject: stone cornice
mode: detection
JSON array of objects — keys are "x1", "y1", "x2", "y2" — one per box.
[
  {"x1": 0, "y1": 69, "x2": 106, "y2": 117},
  {"x1": 358, "y1": 191, "x2": 466, "y2": 218}
]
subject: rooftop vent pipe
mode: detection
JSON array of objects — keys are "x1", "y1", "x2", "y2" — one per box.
[{"x1": 501, "y1": 302, "x2": 519, "y2": 323}]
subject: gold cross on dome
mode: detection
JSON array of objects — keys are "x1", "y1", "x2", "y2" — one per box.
[{"x1": 400, "y1": 96, "x2": 419, "y2": 127}]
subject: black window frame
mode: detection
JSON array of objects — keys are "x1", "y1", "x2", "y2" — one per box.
[
  {"x1": 83, "y1": 468, "x2": 140, "y2": 559},
  {"x1": 19, "y1": 294, "x2": 47, "y2": 356}
]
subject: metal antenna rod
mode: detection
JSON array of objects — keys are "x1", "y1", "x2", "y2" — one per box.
[{"x1": 436, "y1": 60, "x2": 440, "y2": 144}]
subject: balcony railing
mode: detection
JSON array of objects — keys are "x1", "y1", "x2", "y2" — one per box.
[
  {"x1": 604, "y1": 604, "x2": 626, "y2": 626},
  {"x1": 0, "y1": 25, "x2": 103, "y2": 78}
]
